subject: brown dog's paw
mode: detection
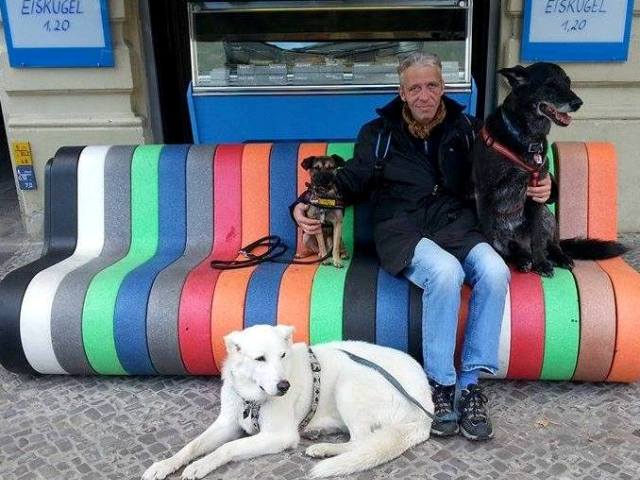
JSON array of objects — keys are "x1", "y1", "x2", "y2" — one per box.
[{"x1": 332, "y1": 260, "x2": 343, "y2": 268}]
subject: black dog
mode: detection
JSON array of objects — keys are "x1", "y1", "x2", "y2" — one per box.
[
  {"x1": 298, "y1": 154, "x2": 349, "y2": 268},
  {"x1": 473, "y1": 62, "x2": 627, "y2": 277}
]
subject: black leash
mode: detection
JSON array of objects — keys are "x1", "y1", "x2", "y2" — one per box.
[{"x1": 210, "y1": 235, "x2": 333, "y2": 270}]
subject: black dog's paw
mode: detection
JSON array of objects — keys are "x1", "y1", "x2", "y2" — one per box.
[
  {"x1": 516, "y1": 258, "x2": 533, "y2": 273},
  {"x1": 553, "y1": 253, "x2": 574, "y2": 270},
  {"x1": 533, "y1": 261, "x2": 555, "y2": 277}
]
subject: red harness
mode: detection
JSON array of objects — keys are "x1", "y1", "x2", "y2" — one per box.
[{"x1": 480, "y1": 127, "x2": 545, "y2": 187}]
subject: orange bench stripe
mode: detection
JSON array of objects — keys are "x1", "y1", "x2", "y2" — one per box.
[
  {"x1": 586, "y1": 143, "x2": 617, "y2": 241},
  {"x1": 277, "y1": 143, "x2": 327, "y2": 344},
  {"x1": 454, "y1": 285, "x2": 472, "y2": 369},
  {"x1": 555, "y1": 142, "x2": 588, "y2": 240},
  {"x1": 571, "y1": 260, "x2": 616, "y2": 382},
  {"x1": 211, "y1": 144, "x2": 271, "y2": 368},
  {"x1": 598, "y1": 258, "x2": 640, "y2": 383}
]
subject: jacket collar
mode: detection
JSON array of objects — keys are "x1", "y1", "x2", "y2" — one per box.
[{"x1": 376, "y1": 95, "x2": 466, "y2": 130}]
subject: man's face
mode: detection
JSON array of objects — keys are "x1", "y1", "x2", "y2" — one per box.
[{"x1": 399, "y1": 65, "x2": 444, "y2": 124}]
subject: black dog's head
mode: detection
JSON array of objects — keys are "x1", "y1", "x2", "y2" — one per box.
[
  {"x1": 301, "y1": 154, "x2": 345, "y2": 198},
  {"x1": 499, "y1": 63, "x2": 583, "y2": 134}
]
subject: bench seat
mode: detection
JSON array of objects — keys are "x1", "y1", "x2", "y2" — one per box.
[{"x1": 0, "y1": 141, "x2": 638, "y2": 382}]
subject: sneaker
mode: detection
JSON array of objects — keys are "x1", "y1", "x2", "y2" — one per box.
[
  {"x1": 429, "y1": 380, "x2": 459, "y2": 437},
  {"x1": 457, "y1": 384, "x2": 494, "y2": 441}
]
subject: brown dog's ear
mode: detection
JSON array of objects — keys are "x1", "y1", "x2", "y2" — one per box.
[
  {"x1": 331, "y1": 154, "x2": 346, "y2": 168},
  {"x1": 301, "y1": 156, "x2": 316, "y2": 170},
  {"x1": 498, "y1": 65, "x2": 529, "y2": 88}
]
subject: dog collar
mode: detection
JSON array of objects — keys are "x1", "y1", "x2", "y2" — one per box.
[
  {"x1": 302, "y1": 196, "x2": 345, "y2": 210},
  {"x1": 500, "y1": 110, "x2": 544, "y2": 155},
  {"x1": 480, "y1": 127, "x2": 546, "y2": 187},
  {"x1": 241, "y1": 348, "x2": 321, "y2": 436}
]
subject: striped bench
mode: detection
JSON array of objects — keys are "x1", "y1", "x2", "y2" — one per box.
[{"x1": 0, "y1": 142, "x2": 638, "y2": 382}]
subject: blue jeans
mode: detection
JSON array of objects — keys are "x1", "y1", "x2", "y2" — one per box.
[{"x1": 403, "y1": 239, "x2": 509, "y2": 386}]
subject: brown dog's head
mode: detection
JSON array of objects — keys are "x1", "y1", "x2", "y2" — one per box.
[
  {"x1": 301, "y1": 155, "x2": 345, "y2": 176},
  {"x1": 301, "y1": 154, "x2": 345, "y2": 198}
]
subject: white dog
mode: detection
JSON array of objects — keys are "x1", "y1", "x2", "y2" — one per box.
[{"x1": 142, "y1": 325, "x2": 434, "y2": 479}]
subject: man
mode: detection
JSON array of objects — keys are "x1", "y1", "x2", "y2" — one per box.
[{"x1": 292, "y1": 53, "x2": 553, "y2": 441}]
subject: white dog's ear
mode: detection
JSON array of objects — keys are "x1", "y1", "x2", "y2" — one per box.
[
  {"x1": 275, "y1": 325, "x2": 295, "y2": 346},
  {"x1": 224, "y1": 331, "x2": 242, "y2": 354}
]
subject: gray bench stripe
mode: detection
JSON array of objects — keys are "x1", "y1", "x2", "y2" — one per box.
[{"x1": 146, "y1": 145, "x2": 216, "y2": 374}]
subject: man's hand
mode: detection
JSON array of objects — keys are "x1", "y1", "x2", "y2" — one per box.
[
  {"x1": 293, "y1": 203, "x2": 322, "y2": 235},
  {"x1": 527, "y1": 174, "x2": 552, "y2": 203}
]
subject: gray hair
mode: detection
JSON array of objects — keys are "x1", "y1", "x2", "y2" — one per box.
[{"x1": 398, "y1": 52, "x2": 443, "y2": 84}]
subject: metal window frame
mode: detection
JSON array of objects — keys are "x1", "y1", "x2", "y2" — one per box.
[{"x1": 188, "y1": 0, "x2": 474, "y2": 95}]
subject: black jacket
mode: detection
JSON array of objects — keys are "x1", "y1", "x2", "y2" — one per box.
[{"x1": 333, "y1": 95, "x2": 487, "y2": 275}]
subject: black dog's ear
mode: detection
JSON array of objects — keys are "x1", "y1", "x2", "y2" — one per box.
[
  {"x1": 498, "y1": 65, "x2": 529, "y2": 88},
  {"x1": 331, "y1": 154, "x2": 346, "y2": 168},
  {"x1": 301, "y1": 156, "x2": 316, "y2": 170}
]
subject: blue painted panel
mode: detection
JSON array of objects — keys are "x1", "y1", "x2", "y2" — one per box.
[{"x1": 188, "y1": 87, "x2": 475, "y2": 144}]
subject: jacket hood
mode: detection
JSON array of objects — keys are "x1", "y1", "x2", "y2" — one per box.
[{"x1": 376, "y1": 95, "x2": 467, "y2": 129}]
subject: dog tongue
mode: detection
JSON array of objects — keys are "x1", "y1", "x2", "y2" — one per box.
[{"x1": 557, "y1": 111, "x2": 572, "y2": 126}]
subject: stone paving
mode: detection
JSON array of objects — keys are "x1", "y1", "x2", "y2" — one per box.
[{"x1": 1, "y1": 235, "x2": 640, "y2": 480}]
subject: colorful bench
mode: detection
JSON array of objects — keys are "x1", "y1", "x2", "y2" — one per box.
[{"x1": 0, "y1": 142, "x2": 638, "y2": 382}]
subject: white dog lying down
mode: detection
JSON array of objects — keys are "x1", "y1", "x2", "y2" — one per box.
[{"x1": 142, "y1": 325, "x2": 434, "y2": 479}]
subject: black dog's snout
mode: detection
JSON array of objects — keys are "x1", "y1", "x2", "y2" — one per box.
[
  {"x1": 277, "y1": 380, "x2": 290, "y2": 394},
  {"x1": 570, "y1": 98, "x2": 583, "y2": 110}
]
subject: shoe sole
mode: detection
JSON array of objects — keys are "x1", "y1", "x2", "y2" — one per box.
[
  {"x1": 460, "y1": 426, "x2": 494, "y2": 441},
  {"x1": 431, "y1": 424, "x2": 460, "y2": 437}
]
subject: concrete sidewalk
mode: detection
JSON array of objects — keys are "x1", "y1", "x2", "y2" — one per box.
[{"x1": 1, "y1": 235, "x2": 639, "y2": 480}]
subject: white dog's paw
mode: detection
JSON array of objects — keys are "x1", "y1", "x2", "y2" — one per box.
[
  {"x1": 181, "y1": 459, "x2": 214, "y2": 480},
  {"x1": 305, "y1": 442, "x2": 346, "y2": 459},
  {"x1": 309, "y1": 459, "x2": 341, "y2": 478},
  {"x1": 142, "y1": 459, "x2": 179, "y2": 480}
]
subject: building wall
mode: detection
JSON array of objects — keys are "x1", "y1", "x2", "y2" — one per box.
[
  {"x1": 0, "y1": 0, "x2": 153, "y2": 239},
  {"x1": 499, "y1": 0, "x2": 640, "y2": 232}
]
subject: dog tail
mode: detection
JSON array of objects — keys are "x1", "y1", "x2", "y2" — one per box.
[
  {"x1": 309, "y1": 420, "x2": 431, "y2": 478},
  {"x1": 560, "y1": 238, "x2": 630, "y2": 260}
]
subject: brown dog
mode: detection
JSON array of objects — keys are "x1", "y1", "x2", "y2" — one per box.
[{"x1": 298, "y1": 154, "x2": 349, "y2": 268}]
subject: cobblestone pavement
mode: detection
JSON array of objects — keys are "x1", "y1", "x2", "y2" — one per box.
[{"x1": 1, "y1": 235, "x2": 640, "y2": 480}]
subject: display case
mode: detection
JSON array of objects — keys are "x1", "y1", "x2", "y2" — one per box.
[{"x1": 187, "y1": 1, "x2": 476, "y2": 142}]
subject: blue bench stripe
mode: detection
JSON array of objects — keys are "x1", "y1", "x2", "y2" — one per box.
[
  {"x1": 113, "y1": 145, "x2": 188, "y2": 374},
  {"x1": 244, "y1": 143, "x2": 298, "y2": 328},
  {"x1": 376, "y1": 269, "x2": 410, "y2": 352}
]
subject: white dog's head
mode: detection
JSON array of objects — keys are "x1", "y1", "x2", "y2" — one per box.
[{"x1": 223, "y1": 325, "x2": 295, "y2": 402}]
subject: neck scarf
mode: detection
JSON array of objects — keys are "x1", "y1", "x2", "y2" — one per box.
[{"x1": 402, "y1": 100, "x2": 447, "y2": 139}]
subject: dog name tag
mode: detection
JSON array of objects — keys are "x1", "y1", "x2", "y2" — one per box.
[{"x1": 533, "y1": 153, "x2": 544, "y2": 165}]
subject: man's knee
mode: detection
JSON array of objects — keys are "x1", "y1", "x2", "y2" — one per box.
[
  {"x1": 423, "y1": 257, "x2": 465, "y2": 290},
  {"x1": 477, "y1": 252, "x2": 510, "y2": 287}
]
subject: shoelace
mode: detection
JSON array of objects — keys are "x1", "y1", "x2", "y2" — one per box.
[
  {"x1": 432, "y1": 386, "x2": 455, "y2": 414},
  {"x1": 460, "y1": 386, "x2": 489, "y2": 422}
]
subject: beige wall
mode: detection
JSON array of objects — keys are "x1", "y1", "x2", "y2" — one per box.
[
  {"x1": 0, "y1": 0, "x2": 152, "y2": 239},
  {"x1": 499, "y1": 0, "x2": 640, "y2": 232}
]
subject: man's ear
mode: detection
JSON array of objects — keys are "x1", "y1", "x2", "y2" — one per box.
[
  {"x1": 498, "y1": 65, "x2": 529, "y2": 88},
  {"x1": 301, "y1": 156, "x2": 316, "y2": 170},
  {"x1": 331, "y1": 154, "x2": 346, "y2": 168},
  {"x1": 275, "y1": 325, "x2": 295, "y2": 346},
  {"x1": 224, "y1": 331, "x2": 242, "y2": 354}
]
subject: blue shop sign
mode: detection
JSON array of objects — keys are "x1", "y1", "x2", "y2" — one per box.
[
  {"x1": 0, "y1": 0, "x2": 113, "y2": 67},
  {"x1": 521, "y1": 0, "x2": 634, "y2": 62}
]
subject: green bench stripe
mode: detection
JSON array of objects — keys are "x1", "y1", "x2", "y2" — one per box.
[
  {"x1": 82, "y1": 145, "x2": 162, "y2": 374},
  {"x1": 309, "y1": 143, "x2": 355, "y2": 344},
  {"x1": 540, "y1": 267, "x2": 580, "y2": 380}
]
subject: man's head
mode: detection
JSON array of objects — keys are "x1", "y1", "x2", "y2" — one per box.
[{"x1": 398, "y1": 52, "x2": 445, "y2": 125}]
